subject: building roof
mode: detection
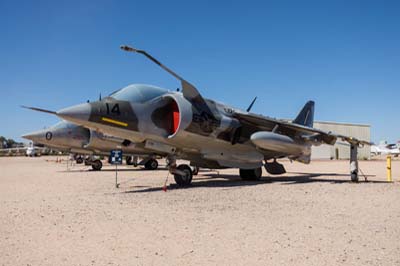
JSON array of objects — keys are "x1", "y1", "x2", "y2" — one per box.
[{"x1": 314, "y1": 120, "x2": 370, "y2": 127}]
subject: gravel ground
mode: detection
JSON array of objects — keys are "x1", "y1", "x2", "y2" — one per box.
[{"x1": 1, "y1": 156, "x2": 400, "y2": 266}]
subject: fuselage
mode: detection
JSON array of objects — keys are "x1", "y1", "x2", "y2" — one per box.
[
  {"x1": 56, "y1": 84, "x2": 310, "y2": 169},
  {"x1": 22, "y1": 120, "x2": 160, "y2": 157}
]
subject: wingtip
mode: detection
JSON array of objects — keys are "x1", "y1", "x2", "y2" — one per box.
[{"x1": 120, "y1": 45, "x2": 137, "y2": 52}]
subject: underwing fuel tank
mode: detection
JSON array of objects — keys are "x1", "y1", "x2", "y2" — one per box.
[{"x1": 250, "y1": 131, "x2": 305, "y2": 155}]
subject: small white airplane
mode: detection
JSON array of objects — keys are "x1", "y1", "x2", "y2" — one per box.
[
  {"x1": 371, "y1": 141, "x2": 400, "y2": 157},
  {"x1": 0, "y1": 144, "x2": 47, "y2": 157}
]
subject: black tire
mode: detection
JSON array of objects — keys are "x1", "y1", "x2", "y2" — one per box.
[
  {"x1": 192, "y1": 166, "x2": 199, "y2": 176},
  {"x1": 174, "y1": 164, "x2": 193, "y2": 187},
  {"x1": 145, "y1": 159, "x2": 158, "y2": 170},
  {"x1": 351, "y1": 172, "x2": 359, "y2": 182},
  {"x1": 91, "y1": 160, "x2": 103, "y2": 171},
  {"x1": 239, "y1": 167, "x2": 262, "y2": 181},
  {"x1": 76, "y1": 157, "x2": 83, "y2": 164}
]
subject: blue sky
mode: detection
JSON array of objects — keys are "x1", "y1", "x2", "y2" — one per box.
[{"x1": 0, "y1": 0, "x2": 399, "y2": 143}]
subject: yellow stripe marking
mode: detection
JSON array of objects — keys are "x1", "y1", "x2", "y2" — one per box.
[{"x1": 101, "y1": 117, "x2": 128, "y2": 127}]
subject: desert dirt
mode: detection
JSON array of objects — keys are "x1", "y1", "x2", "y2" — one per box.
[{"x1": 1, "y1": 156, "x2": 400, "y2": 266}]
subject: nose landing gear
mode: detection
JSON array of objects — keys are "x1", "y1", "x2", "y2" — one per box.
[{"x1": 167, "y1": 156, "x2": 193, "y2": 187}]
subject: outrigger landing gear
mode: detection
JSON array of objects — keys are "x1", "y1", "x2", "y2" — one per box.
[
  {"x1": 350, "y1": 144, "x2": 359, "y2": 182},
  {"x1": 167, "y1": 156, "x2": 193, "y2": 187},
  {"x1": 239, "y1": 167, "x2": 262, "y2": 181}
]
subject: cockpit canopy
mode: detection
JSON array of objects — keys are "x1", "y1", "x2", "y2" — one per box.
[
  {"x1": 109, "y1": 84, "x2": 167, "y2": 103},
  {"x1": 52, "y1": 120, "x2": 76, "y2": 129}
]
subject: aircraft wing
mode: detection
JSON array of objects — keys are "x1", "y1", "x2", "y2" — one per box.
[{"x1": 233, "y1": 111, "x2": 371, "y2": 147}]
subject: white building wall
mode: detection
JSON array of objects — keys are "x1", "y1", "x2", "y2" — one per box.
[{"x1": 311, "y1": 121, "x2": 371, "y2": 160}]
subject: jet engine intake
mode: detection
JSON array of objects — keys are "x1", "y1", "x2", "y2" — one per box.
[{"x1": 150, "y1": 94, "x2": 193, "y2": 138}]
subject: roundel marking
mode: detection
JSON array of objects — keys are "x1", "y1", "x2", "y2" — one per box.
[{"x1": 46, "y1": 132, "x2": 53, "y2": 140}]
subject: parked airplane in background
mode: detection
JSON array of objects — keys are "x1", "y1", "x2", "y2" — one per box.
[
  {"x1": 0, "y1": 144, "x2": 46, "y2": 157},
  {"x1": 22, "y1": 120, "x2": 161, "y2": 170},
  {"x1": 371, "y1": 141, "x2": 400, "y2": 157},
  {"x1": 24, "y1": 45, "x2": 370, "y2": 185}
]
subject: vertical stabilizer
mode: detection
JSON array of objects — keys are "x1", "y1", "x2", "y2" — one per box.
[{"x1": 293, "y1": 101, "x2": 314, "y2": 127}]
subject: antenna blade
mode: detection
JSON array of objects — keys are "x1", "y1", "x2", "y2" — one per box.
[{"x1": 246, "y1": 96, "x2": 257, "y2": 112}]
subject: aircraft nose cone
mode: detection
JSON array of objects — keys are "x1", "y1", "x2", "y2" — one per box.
[
  {"x1": 57, "y1": 103, "x2": 91, "y2": 125},
  {"x1": 21, "y1": 130, "x2": 46, "y2": 142}
]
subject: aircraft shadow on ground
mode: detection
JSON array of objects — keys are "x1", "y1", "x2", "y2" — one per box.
[
  {"x1": 59, "y1": 167, "x2": 168, "y2": 173},
  {"x1": 124, "y1": 171, "x2": 384, "y2": 194}
]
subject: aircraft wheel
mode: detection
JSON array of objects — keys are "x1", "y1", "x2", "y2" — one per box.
[
  {"x1": 76, "y1": 157, "x2": 83, "y2": 164},
  {"x1": 239, "y1": 167, "x2": 262, "y2": 181},
  {"x1": 91, "y1": 160, "x2": 103, "y2": 171},
  {"x1": 351, "y1": 172, "x2": 359, "y2": 182},
  {"x1": 174, "y1": 164, "x2": 193, "y2": 187},
  {"x1": 192, "y1": 166, "x2": 199, "y2": 176},
  {"x1": 145, "y1": 159, "x2": 158, "y2": 170}
]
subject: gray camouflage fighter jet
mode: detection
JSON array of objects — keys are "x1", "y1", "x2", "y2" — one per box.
[
  {"x1": 22, "y1": 120, "x2": 160, "y2": 170},
  {"x1": 24, "y1": 45, "x2": 370, "y2": 186}
]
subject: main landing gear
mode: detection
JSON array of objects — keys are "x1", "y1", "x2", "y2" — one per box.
[
  {"x1": 239, "y1": 167, "x2": 263, "y2": 181},
  {"x1": 127, "y1": 156, "x2": 158, "y2": 170},
  {"x1": 85, "y1": 156, "x2": 103, "y2": 171},
  {"x1": 144, "y1": 158, "x2": 158, "y2": 170}
]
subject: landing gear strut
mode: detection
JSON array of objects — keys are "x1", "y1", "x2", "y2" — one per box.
[
  {"x1": 350, "y1": 144, "x2": 359, "y2": 182},
  {"x1": 126, "y1": 156, "x2": 139, "y2": 167},
  {"x1": 192, "y1": 166, "x2": 199, "y2": 176},
  {"x1": 239, "y1": 167, "x2": 262, "y2": 180}
]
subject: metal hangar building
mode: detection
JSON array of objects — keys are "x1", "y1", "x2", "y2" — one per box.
[{"x1": 311, "y1": 121, "x2": 371, "y2": 160}]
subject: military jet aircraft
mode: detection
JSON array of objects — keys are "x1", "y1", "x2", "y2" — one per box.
[
  {"x1": 24, "y1": 45, "x2": 370, "y2": 186},
  {"x1": 22, "y1": 120, "x2": 161, "y2": 170}
]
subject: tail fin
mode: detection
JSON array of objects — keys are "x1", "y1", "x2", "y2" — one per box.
[{"x1": 293, "y1": 101, "x2": 314, "y2": 127}]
